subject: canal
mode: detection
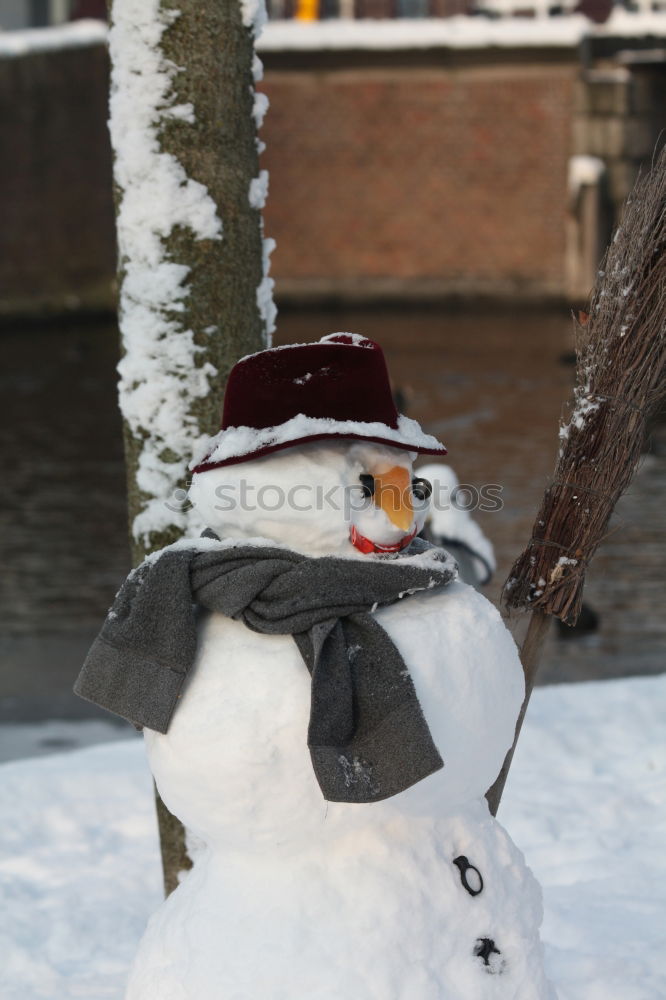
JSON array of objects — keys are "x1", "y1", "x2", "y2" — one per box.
[{"x1": 2, "y1": 307, "x2": 664, "y2": 738}]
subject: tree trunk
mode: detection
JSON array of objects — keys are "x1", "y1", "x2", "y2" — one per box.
[{"x1": 106, "y1": 0, "x2": 274, "y2": 895}]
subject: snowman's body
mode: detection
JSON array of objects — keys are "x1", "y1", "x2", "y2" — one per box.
[{"x1": 124, "y1": 441, "x2": 554, "y2": 1000}]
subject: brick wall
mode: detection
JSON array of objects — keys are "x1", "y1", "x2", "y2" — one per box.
[
  {"x1": 261, "y1": 54, "x2": 578, "y2": 301},
  {"x1": 0, "y1": 42, "x2": 589, "y2": 316},
  {"x1": 2, "y1": 39, "x2": 663, "y2": 317}
]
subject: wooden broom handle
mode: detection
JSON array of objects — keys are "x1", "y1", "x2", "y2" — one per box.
[{"x1": 485, "y1": 610, "x2": 551, "y2": 816}]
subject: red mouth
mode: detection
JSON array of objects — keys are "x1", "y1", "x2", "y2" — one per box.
[{"x1": 350, "y1": 524, "x2": 417, "y2": 555}]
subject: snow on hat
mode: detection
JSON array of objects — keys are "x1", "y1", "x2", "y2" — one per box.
[{"x1": 190, "y1": 333, "x2": 447, "y2": 473}]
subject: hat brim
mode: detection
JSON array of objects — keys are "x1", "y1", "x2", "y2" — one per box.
[{"x1": 191, "y1": 420, "x2": 447, "y2": 474}]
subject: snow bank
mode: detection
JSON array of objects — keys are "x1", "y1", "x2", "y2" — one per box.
[
  {"x1": 1, "y1": 673, "x2": 664, "y2": 998},
  {"x1": 2, "y1": 12, "x2": 665, "y2": 61},
  {"x1": 258, "y1": 14, "x2": 588, "y2": 50},
  {"x1": 0, "y1": 20, "x2": 107, "y2": 58},
  {"x1": 256, "y1": 12, "x2": 666, "y2": 52}
]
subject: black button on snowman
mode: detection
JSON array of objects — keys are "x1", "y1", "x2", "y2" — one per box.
[
  {"x1": 77, "y1": 335, "x2": 554, "y2": 1000},
  {"x1": 453, "y1": 855, "x2": 509, "y2": 976},
  {"x1": 453, "y1": 854, "x2": 484, "y2": 897}
]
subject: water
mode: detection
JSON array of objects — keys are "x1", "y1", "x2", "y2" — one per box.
[{"x1": 1, "y1": 308, "x2": 664, "y2": 752}]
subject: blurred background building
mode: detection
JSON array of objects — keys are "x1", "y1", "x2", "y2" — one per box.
[{"x1": 0, "y1": 0, "x2": 664, "y2": 318}]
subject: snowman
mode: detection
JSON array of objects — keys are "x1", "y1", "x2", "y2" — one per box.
[{"x1": 76, "y1": 334, "x2": 555, "y2": 1000}]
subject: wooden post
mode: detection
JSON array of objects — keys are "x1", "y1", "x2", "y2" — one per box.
[{"x1": 486, "y1": 611, "x2": 551, "y2": 816}]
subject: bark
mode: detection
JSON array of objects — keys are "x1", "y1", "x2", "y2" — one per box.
[
  {"x1": 120, "y1": 0, "x2": 267, "y2": 566},
  {"x1": 107, "y1": 0, "x2": 269, "y2": 894}
]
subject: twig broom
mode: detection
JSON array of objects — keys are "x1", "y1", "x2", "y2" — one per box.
[{"x1": 487, "y1": 147, "x2": 666, "y2": 816}]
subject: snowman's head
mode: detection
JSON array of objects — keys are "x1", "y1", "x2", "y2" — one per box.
[
  {"x1": 189, "y1": 440, "x2": 434, "y2": 557},
  {"x1": 188, "y1": 334, "x2": 446, "y2": 553}
]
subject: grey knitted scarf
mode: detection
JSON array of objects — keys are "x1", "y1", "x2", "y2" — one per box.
[{"x1": 75, "y1": 536, "x2": 456, "y2": 803}]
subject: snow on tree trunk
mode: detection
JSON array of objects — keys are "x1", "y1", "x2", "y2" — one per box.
[{"x1": 107, "y1": 0, "x2": 275, "y2": 894}]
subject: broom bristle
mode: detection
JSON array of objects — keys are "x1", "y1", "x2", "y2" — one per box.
[{"x1": 505, "y1": 146, "x2": 666, "y2": 624}]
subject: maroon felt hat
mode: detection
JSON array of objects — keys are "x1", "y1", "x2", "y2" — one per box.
[{"x1": 190, "y1": 333, "x2": 447, "y2": 472}]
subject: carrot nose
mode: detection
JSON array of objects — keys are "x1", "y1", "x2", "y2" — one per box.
[{"x1": 373, "y1": 466, "x2": 413, "y2": 533}]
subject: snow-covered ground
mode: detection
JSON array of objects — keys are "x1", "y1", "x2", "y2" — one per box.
[
  {"x1": 0, "y1": 673, "x2": 664, "y2": 1000},
  {"x1": 0, "y1": 717, "x2": 135, "y2": 765}
]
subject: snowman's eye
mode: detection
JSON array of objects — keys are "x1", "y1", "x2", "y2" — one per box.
[
  {"x1": 359, "y1": 474, "x2": 375, "y2": 498},
  {"x1": 412, "y1": 477, "x2": 432, "y2": 502}
]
